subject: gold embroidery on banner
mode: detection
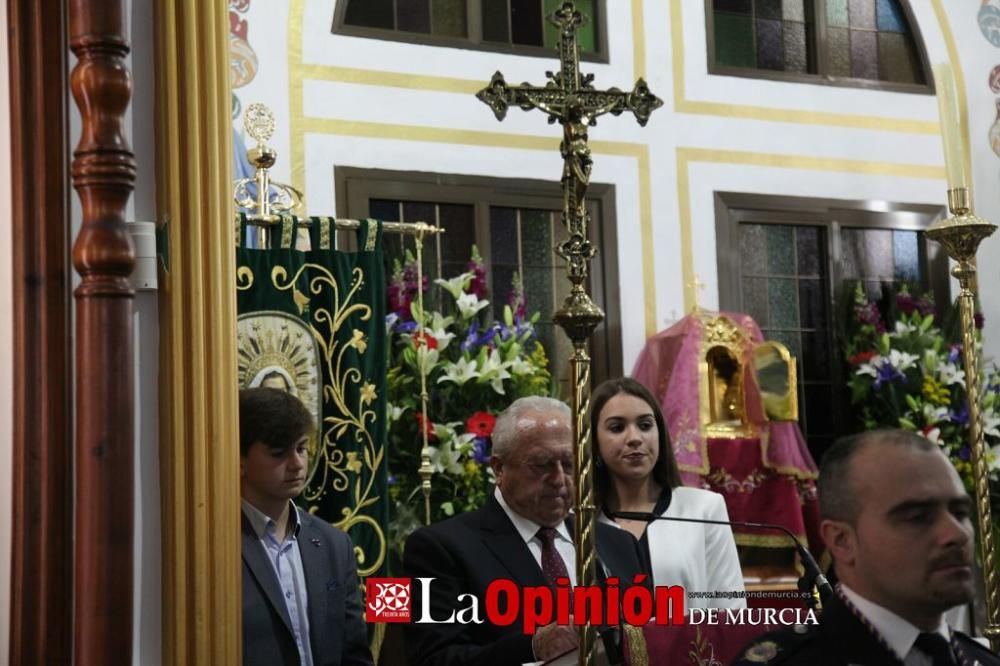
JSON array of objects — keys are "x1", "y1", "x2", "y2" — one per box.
[
  {"x1": 272, "y1": 262, "x2": 386, "y2": 576},
  {"x1": 365, "y1": 218, "x2": 377, "y2": 252},
  {"x1": 236, "y1": 266, "x2": 255, "y2": 291},
  {"x1": 622, "y1": 624, "x2": 648, "y2": 666},
  {"x1": 320, "y1": 216, "x2": 331, "y2": 250},
  {"x1": 281, "y1": 215, "x2": 294, "y2": 248},
  {"x1": 689, "y1": 626, "x2": 724, "y2": 665}
]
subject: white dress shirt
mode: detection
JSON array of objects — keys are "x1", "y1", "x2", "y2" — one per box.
[
  {"x1": 495, "y1": 487, "x2": 577, "y2": 586},
  {"x1": 840, "y1": 584, "x2": 950, "y2": 666}
]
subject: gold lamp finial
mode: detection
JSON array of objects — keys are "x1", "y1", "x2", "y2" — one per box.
[{"x1": 244, "y1": 102, "x2": 275, "y2": 145}]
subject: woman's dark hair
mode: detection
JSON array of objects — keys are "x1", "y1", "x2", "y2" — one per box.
[{"x1": 589, "y1": 377, "x2": 682, "y2": 508}]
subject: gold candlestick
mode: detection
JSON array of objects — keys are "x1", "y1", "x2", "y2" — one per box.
[{"x1": 925, "y1": 187, "x2": 999, "y2": 651}]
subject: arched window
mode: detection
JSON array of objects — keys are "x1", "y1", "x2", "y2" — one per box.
[
  {"x1": 708, "y1": 0, "x2": 930, "y2": 90},
  {"x1": 335, "y1": 0, "x2": 606, "y2": 61}
]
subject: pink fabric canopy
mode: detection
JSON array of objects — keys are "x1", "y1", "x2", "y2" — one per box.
[{"x1": 631, "y1": 310, "x2": 817, "y2": 485}]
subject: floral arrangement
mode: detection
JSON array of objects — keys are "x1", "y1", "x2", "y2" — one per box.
[
  {"x1": 384, "y1": 247, "x2": 553, "y2": 562},
  {"x1": 845, "y1": 283, "x2": 1000, "y2": 493}
]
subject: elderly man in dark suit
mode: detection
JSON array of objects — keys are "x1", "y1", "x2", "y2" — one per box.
[
  {"x1": 240, "y1": 387, "x2": 373, "y2": 666},
  {"x1": 733, "y1": 429, "x2": 1000, "y2": 666},
  {"x1": 403, "y1": 396, "x2": 647, "y2": 666}
]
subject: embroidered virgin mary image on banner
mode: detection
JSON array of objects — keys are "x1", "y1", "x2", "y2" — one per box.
[{"x1": 236, "y1": 214, "x2": 388, "y2": 582}]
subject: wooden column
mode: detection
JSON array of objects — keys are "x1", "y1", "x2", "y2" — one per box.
[
  {"x1": 154, "y1": 2, "x2": 241, "y2": 664},
  {"x1": 68, "y1": 1, "x2": 137, "y2": 663},
  {"x1": 8, "y1": 0, "x2": 73, "y2": 663}
]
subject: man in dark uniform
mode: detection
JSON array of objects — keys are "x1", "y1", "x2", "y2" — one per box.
[{"x1": 733, "y1": 429, "x2": 1000, "y2": 665}]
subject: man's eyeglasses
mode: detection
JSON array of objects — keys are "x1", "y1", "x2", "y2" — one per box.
[{"x1": 513, "y1": 457, "x2": 574, "y2": 477}]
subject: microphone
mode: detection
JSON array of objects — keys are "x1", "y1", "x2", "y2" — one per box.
[{"x1": 609, "y1": 510, "x2": 833, "y2": 609}]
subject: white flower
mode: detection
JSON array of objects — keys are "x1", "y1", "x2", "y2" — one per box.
[
  {"x1": 385, "y1": 313, "x2": 399, "y2": 335},
  {"x1": 922, "y1": 403, "x2": 950, "y2": 425},
  {"x1": 887, "y1": 349, "x2": 920, "y2": 372},
  {"x1": 437, "y1": 357, "x2": 481, "y2": 386},
  {"x1": 508, "y1": 356, "x2": 536, "y2": 376},
  {"x1": 984, "y1": 412, "x2": 1000, "y2": 440},
  {"x1": 920, "y1": 427, "x2": 944, "y2": 446},
  {"x1": 478, "y1": 348, "x2": 512, "y2": 394},
  {"x1": 430, "y1": 311, "x2": 455, "y2": 333},
  {"x1": 427, "y1": 326, "x2": 456, "y2": 351},
  {"x1": 456, "y1": 292, "x2": 490, "y2": 319},
  {"x1": 937, "y1": 362, "x2": 966, "y2": 389},
  {"x1": 424, "y1": 443, "x2": 464, "y2": 475},
  {"x1": 855, "y1": 358, "x2": 882, "y2": 378},
  {"x1": 388, "y1": 404, "x2": 406, "y2": 423},
  {"x1": 434, "y1": 273, "x2": 473, "y2": 300},
  {"x1": 416, "y1": 347, "x2": 440, "y2": 375},
  {"x1": 989, "y1": 444, "x2": 1000, "y2": 472},
  {"x1": 892, "y1": 320, "x2": 918, "y2": 337}
]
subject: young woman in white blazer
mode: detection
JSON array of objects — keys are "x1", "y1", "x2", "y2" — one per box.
[{"x1": 591, "y1": 377, "x2": 747, "y2": 611}]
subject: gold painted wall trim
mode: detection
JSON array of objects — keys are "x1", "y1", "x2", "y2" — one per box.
[
  {"x1": 669, "y1": 0, "x2": 941, "y2": 135},
  {"x1": 297, "y1": 116, "x2": 658, "y2": 337},
  {"x1": 155, "y1": 1, "x2": 240, "y2": 664},
  {"x1": 676, "y1": 147, "x2": 947, "y2": 310},
  {"x1": 631, "y1": 0, "x2": 646, "y2": 77}
]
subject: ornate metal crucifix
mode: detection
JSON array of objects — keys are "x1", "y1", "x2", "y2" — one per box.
[{"x1": 477, "y1": 4, "x2": 662, "y2": 663}]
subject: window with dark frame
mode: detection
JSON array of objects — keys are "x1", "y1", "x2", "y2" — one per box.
[
  {"x1": 709, "y1": 0, "x2": 929, "y2": 89},
  {"x1": 715, "y1": 194, "x2": 948, "y2": 462},
  {"x1": 336, "y1": 168, "x2": 622, "y2": 394},
  {"x1": 335, "y1": 0, "x2": 604, "y2": 59}
]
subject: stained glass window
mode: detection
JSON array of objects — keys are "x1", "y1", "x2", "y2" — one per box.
[
  {"x1": 721, "y1": 198, "x2": 946, "y2": 462},
  {"x1": 711, "y1": 0, "x2": 927, "y2": 86},
  {"x1": 353, "y1": 172, "x2": 619, "y2": 390},
  {"x1": 339, "y1": 0, "x2": 601, "y2": 57}
]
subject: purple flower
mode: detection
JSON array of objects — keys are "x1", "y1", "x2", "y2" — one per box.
[
  {"x1": 873, "y1": 360, "x2": 906, "y2": 389},
  {"x1": 472, "y1": 436, "x2": 491, "y2": 464},
  {"x1": 461, "y1": 321, "x2": 480, "y2": 353},
  {"x1": 855, "y1": 301, "x2": 886, "y2": 333},
  {"x1": 949, "y1": 405, "x2": 969, "y2": 426},
  {"x1": 948, "y1": 345, "x2": 961, "y2": 365},
  {"x1": 959, "y1": 447, "x2": 971, "y2": 462},
  {"x1": 896, "y1": 291, "x2": 916, "y2": 315},
  {"x1": 508, "y1": 272, "x2": 527, "y2": 322},
  {"x1": 396, "y1": 319, "x2": 418, "y2": 334},
  {"x1": 915, "y1": 295, "x2": 936, "y2": 318},
  {"x1": 975, "y1": 312, "x2": 985, "y2": 330},
  {"x1": 387, "y1": 474, "x2": 397, "y2": 486},
  {"x1": 460, "y1": 321, "x2": 500, "y2": 352}
]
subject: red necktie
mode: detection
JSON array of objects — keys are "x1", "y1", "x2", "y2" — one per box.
[{"x1": 536, "y1": 526, "x2": 570, "y2": 586}]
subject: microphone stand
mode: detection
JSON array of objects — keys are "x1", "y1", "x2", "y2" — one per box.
[{"x1": 610, "y1": 511, "x2": 833, "y2": 609}]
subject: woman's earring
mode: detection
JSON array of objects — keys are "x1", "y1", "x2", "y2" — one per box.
[{"x1": 595, "y1": 457, "x2": 604, "y2": 468}]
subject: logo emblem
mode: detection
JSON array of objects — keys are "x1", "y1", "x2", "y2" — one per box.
[{"x1": 366, "y1": 578, "x2": 412, "y2": 623}]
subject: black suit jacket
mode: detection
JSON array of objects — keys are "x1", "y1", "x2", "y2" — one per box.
[
  {"x1": 242, "y1": 508, "x2": 373, "y2": 666},
  {"x1": 731, "y1": 591, "x2": 1000, "y2": 665},
  {"x1": 402, "y1": 495, "x2": 645, "y2": 666}
]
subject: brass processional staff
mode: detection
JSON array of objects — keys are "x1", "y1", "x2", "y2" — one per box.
[
  {"x1": 476, "y1": 4, "x2": 663, "y2": 664},
  {"x1": 234, "y1": 102, "x2": 445, "y2": 525},
  {"x1": 931, "y1": 65, "x2": 1000, "y2": 652}
]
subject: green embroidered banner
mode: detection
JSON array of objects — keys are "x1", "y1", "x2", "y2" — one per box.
[{"x1": 236, "y1": 214, "x2": 388, "y2": 582}]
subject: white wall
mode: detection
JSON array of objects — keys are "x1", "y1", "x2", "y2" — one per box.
[
  {"x1": 0, "y1": 0, "x2": 14, "y2": 662},
  {"x1": 947, "y1": 1, "x2": 1000, "y2": 356},
  {"x1": 234, "y1": 0, "x2": 997, "y2": 367},
  {"x1": 125, "y1": 0, "x2": 161, "y2": 663}
]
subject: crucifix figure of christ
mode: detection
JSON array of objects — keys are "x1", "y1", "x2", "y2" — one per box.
[{"x1": 477, "y1": 3, "x2": 662, "y2": 664}]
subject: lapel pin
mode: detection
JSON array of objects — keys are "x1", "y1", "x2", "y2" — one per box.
[{"x1": 311, "y1": 538, "x2": 321, "y2": 547}]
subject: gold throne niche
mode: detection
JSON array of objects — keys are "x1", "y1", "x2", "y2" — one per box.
[{"x1": 696, "y1": 314, "x2": 799, "y2": 439}]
